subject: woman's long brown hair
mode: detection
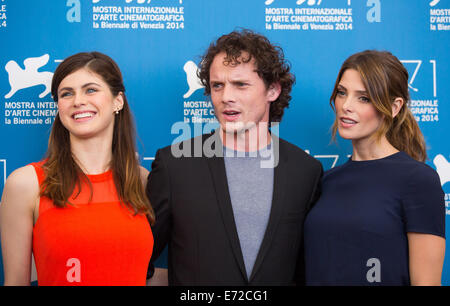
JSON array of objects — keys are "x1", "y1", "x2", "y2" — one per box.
[
  {"x1": 41, "y1": 51, "x2": 154, "y2": 224},
  {"x1": 330, "y1": 50, "x2": 427, "y2": 162}
]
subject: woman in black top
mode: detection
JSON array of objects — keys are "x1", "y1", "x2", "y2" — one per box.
[{"x1": 304, "y1": 50, "x2": 445, "y2": 286}]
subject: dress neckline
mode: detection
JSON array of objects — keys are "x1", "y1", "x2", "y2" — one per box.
[
  {"x1": 347, "y1": 151, "x2": 405, "y2": 164},
  {"x1": 85, "y1": 169, "x2": 113, "y2": 182}
]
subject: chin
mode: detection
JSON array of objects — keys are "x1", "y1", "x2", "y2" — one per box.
[
  {"x1": 337, "y1": 130, "x2": 355, "y2": 140},
  {"x1": 70, "y1": 131, "x2": 96, "y2": 139},
  {"x1": 66, "y1": 125, "x2": 99, "y2": 138},
  {"x1": 221, "y1": 121, "x2": 247, "y2": 135}
]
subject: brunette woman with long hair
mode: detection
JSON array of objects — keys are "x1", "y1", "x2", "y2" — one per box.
[
  {"x1": 0, "y1": 52, "x2": 155, "y2": 285},
  {"x1": 304, "y1": 50, "x2": 445, "y2": 285}
]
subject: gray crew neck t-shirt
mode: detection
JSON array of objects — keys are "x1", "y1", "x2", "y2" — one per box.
[{"x1": 223, "y1": 144, "x2": 275, "y2": 279}]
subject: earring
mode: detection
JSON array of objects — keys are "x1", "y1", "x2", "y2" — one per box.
[{"x1": 115, "y1": 109, "x2": 119, "y2": 115}]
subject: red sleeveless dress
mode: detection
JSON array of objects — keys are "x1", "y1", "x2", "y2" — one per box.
[{"x1": 31, "y1": 162, "x2": 153, "y2": 286}]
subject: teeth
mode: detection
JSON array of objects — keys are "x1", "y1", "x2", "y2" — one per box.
[
  {"x1": 342, "y1": 118, "x2": 356, "y2": 124},
  {"x1": 74, "y1": 112, "x2": 94, "y2": 119}
]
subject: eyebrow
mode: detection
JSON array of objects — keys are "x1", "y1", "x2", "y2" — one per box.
[
  {"x1": 210, "y1": 77, "x2": 251, "y2": 84},
  {"x1": 337, "y1": 84, "x2": 368, "y2": 95},
  {"x1": 58, "y1": 82, "x2": 101, "y2": 94},
  {"x1": 231, "y1": 79, "x2": 250, "y2": 84}
]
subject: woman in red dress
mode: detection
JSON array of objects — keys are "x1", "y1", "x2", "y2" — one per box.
[{"x1": 0, "y1": 52, "x2": 154, "y2": 285}]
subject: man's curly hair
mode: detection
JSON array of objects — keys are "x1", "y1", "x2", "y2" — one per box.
[{"x1": 198, "y1": 29, "x2": 295, "y2": 122}]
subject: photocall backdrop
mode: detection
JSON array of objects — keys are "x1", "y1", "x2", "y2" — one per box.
[{"x1": 0, "y1": 0, "x2": 449, "y2": 285}]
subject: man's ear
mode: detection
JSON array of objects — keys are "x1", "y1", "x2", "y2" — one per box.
[
  {"x1": 267, "y1": 82, "x2": 281, "y2": 102},
  {"x1": 392, "y1": 97, "x2": 404, "y2": 118}
]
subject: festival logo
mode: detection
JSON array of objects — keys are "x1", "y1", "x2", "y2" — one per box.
[
  {"x1": 4, "y1": 54, "x2": 53, "y2": 99},
  {"x1": 0, "y1": 1, "x2": 7, "y2": 29},
  {"x1": 3, "y1": 54, "x2": 58, "y2": 126},
  {"x1": 91, "y1": 0, "x2": 184, "y2": 30},
  {"x1": 181, "y1": 60, "x2": 215, "y2": 125},
  {"x1": 93, "y1": 0, "x2": 183, "y2": 3},
  {"x1": 434, "y1": 154, "x2": 450, "y2": 216},
  {"x1": 434, "y1": 154, "x2": 450, "y2": 187},
  {"x1": 265, "y1": 0, "x2": 351, "y2": 6},
  {"x1": 304, "y1": 150, "x2": 351, "y2": 170},
  {"x1": 183, "y1": 61, "x2": 204, "y2": 99},
  {"x1": 400, "y1": 60, "x2": 422, "y2": 93},
  {"x1": 400, "y1": 59, "x2": 439, "y2": 123},
  {"x1": 429, "y1": 0, "x2": 449, "y2": 31},
  {"x1": 430, "y1": 0, "x2": 440, "y2": 7},
  {"x1": 264, "y1": 0, "x2": 353, "y2": 31}
]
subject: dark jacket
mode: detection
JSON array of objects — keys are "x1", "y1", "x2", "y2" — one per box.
[{"x1": 147, "y1": 131, "x2": 322, "y2": 285}]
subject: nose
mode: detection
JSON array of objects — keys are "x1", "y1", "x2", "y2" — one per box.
[
  {"x1": 73, "y1": 92, "x2": 86, "y2": 107},
  {"x1": 222, "y1": 84, "x2": 235, "y2": 104},
  {"x1": 341, "y1": 95, "x2": 354, "y2": 113}
]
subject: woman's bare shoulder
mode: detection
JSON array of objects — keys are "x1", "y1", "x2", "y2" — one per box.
[{"x1": 1, "y1": 165, "x2": 40, "y2": 209}]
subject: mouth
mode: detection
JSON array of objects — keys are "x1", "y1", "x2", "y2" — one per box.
[
  {"x1": 222, "y1": 110, "x2": 241, "y2": 122},
  {"x1": 72, "y1": 111, "x2": 97, "y2": 122},
  {"x1": 340, "y1": 117, "x2": 358, "y2": 127}
]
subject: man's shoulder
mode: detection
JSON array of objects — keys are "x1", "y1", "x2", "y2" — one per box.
[
  {"x1": 277, "y1": 137, "x2": 321, "y2": 168},
  {"x1": 157, "y1": 132, "x2": 217, "y2": 159}
]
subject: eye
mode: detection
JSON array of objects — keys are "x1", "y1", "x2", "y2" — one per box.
[
  {"x1": 360, "y1": 96, "x2": 370, "y2": 103},
  {"x1": 336, "y1": 90, "x2": 346, "y2": 97},
  {"x1": 235, "y1": 82, "x2": 248, "y2": 88},
  {"x1": 86, "y1": 88, "x2": 97, "y2": 94},
  {"x1": 59, "y1": 91, "x2": 72, "y2": 98},
  {"x1": 211, "y1": 82, "x2": 222, "y2": 90}
]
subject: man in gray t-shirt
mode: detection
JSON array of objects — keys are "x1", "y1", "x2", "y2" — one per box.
[
  {"x1": 147, "y1": 29, "x2": 322, "y2": 285},
  {"x1": 224, "y1": 145, "x2": 274, "y2": 279}
]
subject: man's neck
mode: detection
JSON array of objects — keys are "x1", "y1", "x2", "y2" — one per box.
[{"x1": 220, "y1": 125, "x2": 271, "y2": 152}]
